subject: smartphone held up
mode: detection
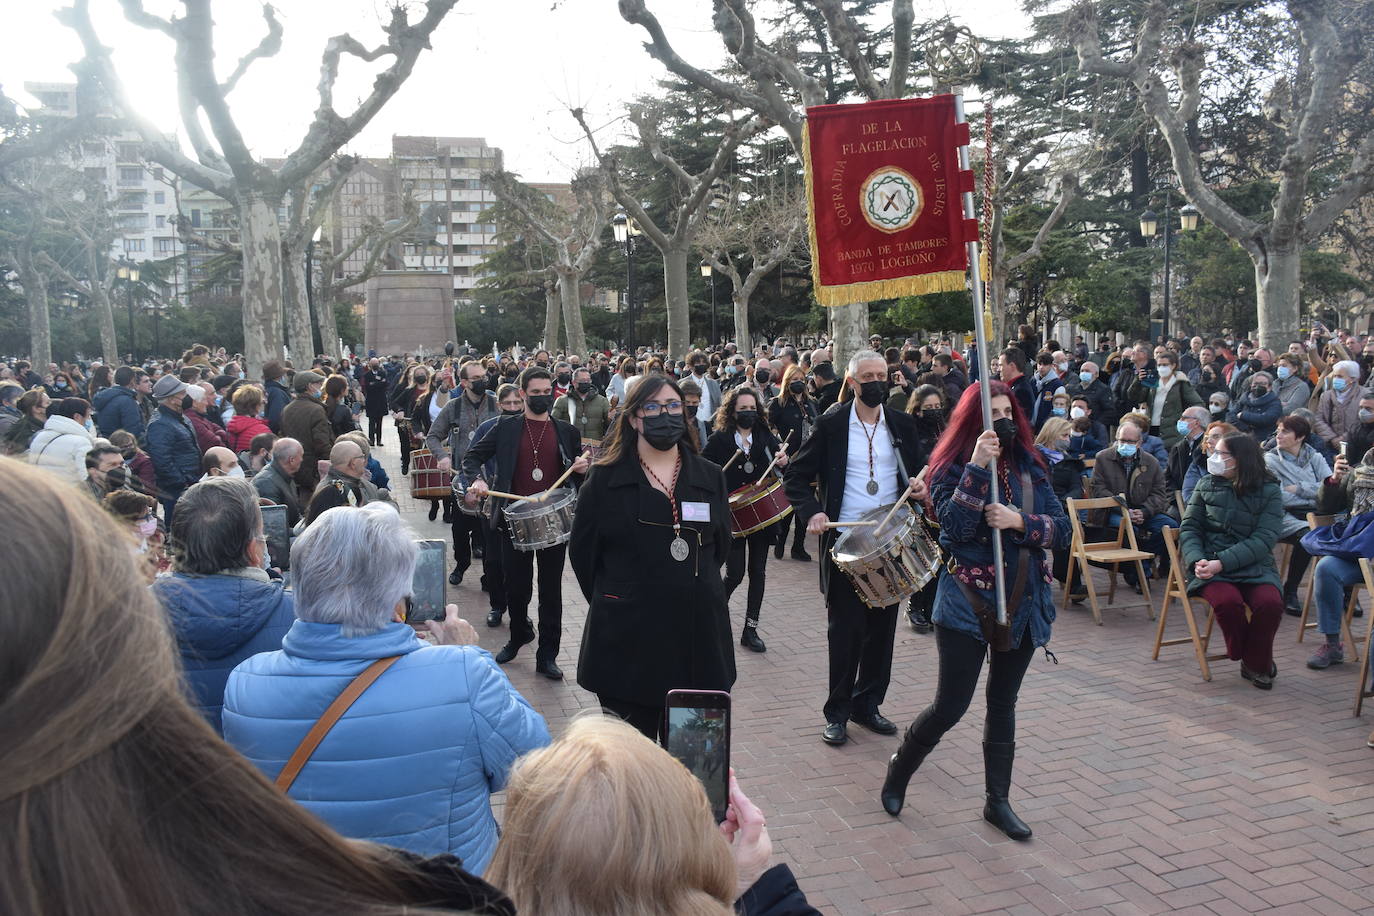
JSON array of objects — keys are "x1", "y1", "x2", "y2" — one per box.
[{"x1": 662, "y1": 689, "x2": 731, "y2": 823}]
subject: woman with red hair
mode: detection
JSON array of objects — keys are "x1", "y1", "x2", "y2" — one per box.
[{"x1": 879, "y1": 380, "x2": 1069, "y2": 841}]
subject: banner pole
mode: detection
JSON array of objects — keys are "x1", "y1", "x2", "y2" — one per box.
[{"x1": 954, "y1": 91, "x2": 1009, "y2": 629}]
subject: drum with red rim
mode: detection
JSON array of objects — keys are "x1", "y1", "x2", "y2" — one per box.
[{"x1": 728, "y1": 477, "x2": 793, "y2": 538}]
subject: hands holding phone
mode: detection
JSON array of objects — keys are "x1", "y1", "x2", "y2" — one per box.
[
  {"x1": 415, "y1": 607, "x2": 478, "y2": 646},
  {"x1": 719, "y1": 769, "x2": 772, "y2": 896}
]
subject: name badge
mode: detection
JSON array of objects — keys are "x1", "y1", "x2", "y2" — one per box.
[{"x1": 682, "y1": 501, "x2": 711, "y2": 522}]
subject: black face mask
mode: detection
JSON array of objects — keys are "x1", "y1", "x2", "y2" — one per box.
[
  {"x1": 789, "y1": 380, "x2": 807, "y2": 395},
  {"x1": 536, "y1": 361, "x2": 549, "y2": 368},
  {"x1": 735, "y1": 410, "x2": 758, "y2": 429},
  {"x1": 858, "y1": 380, "x2": 886, "y2": 408},
  {"x1": 526, "y1": 393, "x2": 553, "y2": 415},
  {"x1": 641, "y1": 412, "x2": 685, "y2": 451},
  {"x1": 467, "y1": 378, "x2": 486, "y2": 397},
  {"x1": 105, "y1": 466, "x2": 128, "y2": 490},
  {"x1": 557, "y1": 373, "x2": 571, "y2": 385},
  {"x1": 754, "y1": 369, "x2": 770, "y2": 384},
  {"x1": 920, "y1": 408, "x2": 942, "y2": 421},
  {"x1": 1252, "y1": 386, "x2": 1269, "y2": 396},
  {"x1": 576, "y1": 382, "x2": 594, "y2": 395},
  {"x1": 692, "y1": 363, "x2": 705, "y2": 375},
  {"x1": 1247, "y1": 359, "x2": 1261, "y2": 373},
  {"x1": 993, "y1": 417, "x2": 1017, "y2": 453},
  {"x1": 502, "y1": 408, "x2": 522, "y2": 417}
]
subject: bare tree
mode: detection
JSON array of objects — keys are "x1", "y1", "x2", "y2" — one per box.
[
  {"x1": 696, "y1": 176, "x2": 807, "y2": 346},
  {"x1": 617, "y1": 0, "x2": 918, "y2": 365},
  {"x1": 282, "y1": 157, "x2": 360, "y2": 360},
  {"x1": 987, "y1": 171, "x2": 1077, "y2": 346},
  {"x1": 61, "y1": 0, "x2": 461, "y2": 375},
  {"x1": 317, "y1": 197, "x2": 422, "y2": 353},
  {"x1": 573, "y1": 104, "x2": 757, "y2": 360},
  {"x1": 1072, "y1": 0, "x2": 1374, "y2": 348},
  {"x1": 485, "y1": 169, "x2": 612, "y2": 357}
]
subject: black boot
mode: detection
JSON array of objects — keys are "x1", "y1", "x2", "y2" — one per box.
[
  {"x1": 982, "y1": 741, "x2": 1032, "y2": 840},
  {"x1": 1283, "y1": 585, "x2": 1301, "y2": 616},
  {"x1": 740, "y1": 620, "x2": 766, "y2": 653},
  {"x1": 790, "y1": 529, "x2": 812, "y2": 562},
  {"x1": 880, "y1": 725, "x2": 938, "y2": 816},
  {"x1": 773, "y1": 529, "x2": 785, "y2": 560},
  {"x1": 428, "y1": 500, "x2": 439, "y2": 521}
]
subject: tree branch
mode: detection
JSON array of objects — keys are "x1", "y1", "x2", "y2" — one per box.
[
  {"x1": 888, "y1": 0, "x2": 914, "y2": 99},
  {"x1": 813, "y1": 0, "x2": 886, "y2": 100},
  {"x1": 1004, "y1": 174, "x2": 1078, "y2": 273},
  {"x1": 1304, "y1": 132, "x2": 1374, "y2": 240},
  {"x1": 221, "y1": 3, "x2": 284, "y2": 93},
  {"x1": 172, "y1": 214, "x2": 241, "y2": 253}
]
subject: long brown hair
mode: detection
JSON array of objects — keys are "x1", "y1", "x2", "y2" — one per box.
[
  {"x1": 486, "y1": 715, "x2": 734, "y2": 916},
  {"x1": 711, "y1": 384, "x2": 761, "y2": 435},
  {"x1": 775, "y1": 364, "x2": 808, "y2": 406},
  {"x1": 0, "y1": 457, "x2": 477, "y2": 915},
  {"x1": 597, "y1": 374, "x2": 698, "y2": 465}
]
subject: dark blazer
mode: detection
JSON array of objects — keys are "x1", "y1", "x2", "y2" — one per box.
[
  {"x1": 458, "y1": 414, "x2": 583, "y2": 506},
  {"x1": 570, "y1": 449, "x2": 735, "y2": 707},
  {"x1": 702, "y1": 425, "x2": 783, "y2": 493},
  {"x1": 263, "y1": 379, "x2": 292, "y2": 433},
  {"x1": 782, "y1": 402, "x2": 927, "y2": 593},
  {"x1": 251, "y1": 461, "x2": 303, "y2": 528}
]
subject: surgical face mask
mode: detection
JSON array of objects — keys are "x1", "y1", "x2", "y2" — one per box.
[
  {"x1": 1051, "y1": 406, "x2": 1066, "y2": 417},
  {"x1": 1158, "y1": 365, "x2": 1173, "y2": 379},
  {"x1": 858, "y1": 380, "x2": 886, "y2": 408},
  {"x1": 1210, "y1": 402, "x2": 1226, "y2": 414},
  {"x1": 1276, "y1": 365, "x2": 1291, "y2": 380},
  {"x1": 226, "y1": 464, "x2": 245, "y2": 479},
  {"x1": 1359, "y1": 407, "x2": 1374, "y2": 423},
  {"x1": 735, "y1": 409, "x2": 758, "y2": 429},
  {"x1": 136, "y1": 517, "x2": 158, "y2": 539},
  {"x1": 1058, "y1": 362, "x2": 1069, "y2": 373},
  {"x1": 1070, "y1": 406, "x2": 1087, "y2": 420},
  {"x1": 640, "y1": 412, "x2": 685, "y2": 450},
  {"x1": 55, "y1": 379, "x2": 68, "y2": 389},
  {"x1": 1207, "y1": 452, "x2": 1229, "y2": 476},
  {"x1": 1116, "y1": 441, "x2": 1138, "y2": 458},
  {"x1": 1333, "y1": 376, "x2": 1349, "y2": 391},
  {"x1": 1177, "y1": 419, "x2": 1194, "y2": 437},
  {"x1": 1079, "y1": 371, "x2": 1093, "y2": 384},
  {"x1": 238, "y1": 372, "x2": 246, "y2": 380},
  {"x1": 85, "y1": 418, "x2": 94, "y2": 432},
  {"x1": 501, "y1": 407, "x2": 522, "y2": 417}
]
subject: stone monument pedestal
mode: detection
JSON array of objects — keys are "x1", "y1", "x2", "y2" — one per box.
[{"x1": 364, "y1": 271, "x2": 455, "y2": 356}]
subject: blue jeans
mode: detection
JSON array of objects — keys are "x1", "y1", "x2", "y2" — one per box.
[{"x1": 1313, "y1": 555, "x2": 1364, "y2": 636}]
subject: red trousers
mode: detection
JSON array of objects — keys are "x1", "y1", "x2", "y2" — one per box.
[{"x1": 1200, "y1": 581, "x2": 1284, "y2": 674}]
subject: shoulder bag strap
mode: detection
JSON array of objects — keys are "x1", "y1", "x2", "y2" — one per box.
[{"x1": 275, "y1": 655, "x2": 402, "y2": 793}]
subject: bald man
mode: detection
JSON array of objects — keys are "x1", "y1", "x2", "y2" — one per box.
[
  {"x1": 302, "y1": 439, "x2": 389, "y2": 526},
  {"x1": 200, "y1": 446, "x2": 243, "y2": 481}
]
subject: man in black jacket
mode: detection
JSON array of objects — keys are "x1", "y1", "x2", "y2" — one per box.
[
  {"x1": 783, "y1": 350, "x2": 928, "y2": 747},
  {"x1": 812, "y1": 361, "x2": 842, "y2": 412},
  {"x1": 460, "y1": 368, "x2": 589, "y2": 679}
]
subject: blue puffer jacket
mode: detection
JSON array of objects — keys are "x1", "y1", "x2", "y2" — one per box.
[
  {"x1": 930, "y1": 458, "x2": 1070, "y2": 649},
  {"x1": 222, "y1": 620, "x2": 550, "y2": 875},
  {"x1": 152, "y1": 570, "x2": 295, "y2": 735},
  {"x1": 146, "y1": 405, "x2": 202, "y2": 496},
  {"x1": 93, "y1": 385, "x2": 146, "y2": 440}
]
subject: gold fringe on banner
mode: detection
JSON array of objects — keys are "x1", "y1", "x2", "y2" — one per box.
[{"x1": 814, "y1": 270, "x2": 968, "y2": 308}]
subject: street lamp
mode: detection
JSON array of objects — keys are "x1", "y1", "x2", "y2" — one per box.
[
  {"x1": 613, "y1": 213, "x2": 642, "y2": 352},
  {"x1": 1139, "y1": 196, "x2": 1200, "y2": 341},
  {"x1": 700, "y1": 260, "x2": 717, "y2": 346},
  {"x1": 116, "y1": 260, "x2": 140, "y2": 359}
]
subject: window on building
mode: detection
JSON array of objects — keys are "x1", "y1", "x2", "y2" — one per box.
[
  {"x1": 123, "y1": 238, "x2": 146, "y2": 252},
  {"x1": 118, "y1": 167, "x2": 143, "y2": 185},
  {"x1": 155, "y1": 215, "x2": 166, "y2": 228},
  {"x1": 452, "y1": 266, "x2": 470, "y2": 276},
  {"x1": 156, "y1": 238, "x2": 175, "y2": 253},
  {"x1": 153, "y1": 191, "x2": 165, "y2": 204},
  {"x1": 151, "y1": 168, "x2": 164, "y2": 182},
  {"x1": 82, "y1": 141, "x2": 105, "y2": 156},
  {"x1": 190, "y1": 209, "x2": 201, "y2": 227},
  {"x1": 117, "y1": 143, "x2": 140, "y2": 162}
]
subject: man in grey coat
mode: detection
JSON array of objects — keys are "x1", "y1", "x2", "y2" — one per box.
[{"x1": 427, "y1": 360, "x2": 499, "y2": 585}]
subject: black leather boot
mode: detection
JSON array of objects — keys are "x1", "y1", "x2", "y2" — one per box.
[
  {"x1": 740, "y1": 620, "x2": 766, "y2": 653},
  {"x1": 880, "y1": 726, "x2": 938, "y2": 816},
  {"x1": 982, "y1": 741, "x2": 1032, "y2": 840}
]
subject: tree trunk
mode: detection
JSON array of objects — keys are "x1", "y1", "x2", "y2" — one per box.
[
  {"x1": 282, "y1": 240, "x2": 314, "y2": 361},
  {"x1": 662, "y1": 244, "x2": 691, "y2": 362},
  {"x1": 557, "y1": 269, "x2": 588, "y2": 357},
  {"x1": 542, "y1": 279, "x2": 561, "y2": 351},
  {"x1": 732, "y1": 290, "x2": 751, "y2": 350},
  {"x1": 238, "y1": 190, "x2": 287, "y2": 376},
  {"x1": 317, "y1": 284, "x2": 342, "y2": 361},
  {"x1": 830, "y1": 301, "x2": 869, "y2": 375},
  {"x1": 16, "y1": 242, "x2": 52, "y2": 367},
  {"x1": 91, "y1": 285, "x2": 119, "y2": 363},
  {"x1": 1253, "y1": 244, "x2": 1301, "y2": 352}
]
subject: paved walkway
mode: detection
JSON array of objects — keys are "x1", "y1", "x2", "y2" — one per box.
[{"x1": 375, "y1": 423, "x2": 1374, "y2": 915}]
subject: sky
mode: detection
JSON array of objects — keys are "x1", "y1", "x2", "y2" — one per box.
[{"x1": 2, "y1": 0, "x2": 1030, "y2": 182}]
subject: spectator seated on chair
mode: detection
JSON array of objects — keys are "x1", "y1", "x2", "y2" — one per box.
[
  {"x1": 1307, "y1": 438, "x2": 1374, "y2": 671},
  {"x1": 1086, "y1": 413, "x2": 1176, "y2": 588}
]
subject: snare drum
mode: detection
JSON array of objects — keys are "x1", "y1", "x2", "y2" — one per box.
[
  {"x1": 454, "y1": 484, "x2": 496, "y2": 523},
  {"x1": 830, "y1": 503, "x2": 940, "y2": 609},
  {"x1": 504, "y1": 486, "x2": 577, "y2": 551},
  {"x1": 727, "y1": 478, "x2": 793, "y2": 537},
  {"x1": 409, "y1": 447, "x2": 453, "y2": 500}
]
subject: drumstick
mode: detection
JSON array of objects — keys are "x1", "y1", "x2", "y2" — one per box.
[
  {"x1": 479, "y1": 488, "x2": 526, "y2": 501},
  {"x1": 759, "y1": 443, "x2": 787, "y2": 480},
  {"x1": 512, "y1": 448, "x2": 591, "y2": 506},
  {"x1": 875, "y1": 465, "x2": 929, "y2": 532},
  {"x1": 721, "y1": 450, "x2": 743, "y2": 472},
  {"x1": 823, "y1": 520, "x2": 879, "y2": 528}
]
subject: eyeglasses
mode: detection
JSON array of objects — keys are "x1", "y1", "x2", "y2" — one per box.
[{"x1": 639, "y1": 400, "x2": 683, "y2": 417}]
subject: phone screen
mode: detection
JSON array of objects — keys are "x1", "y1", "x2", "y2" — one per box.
[
  {"x1": 260, "y1": 504, "x2": 290, "y2": 571},
  {"x1": 663, "y1": 690, "x2": 731, "y2": 823},
  {"x1": 407, "y1": 539, "x2": 447, "y2": 624}
]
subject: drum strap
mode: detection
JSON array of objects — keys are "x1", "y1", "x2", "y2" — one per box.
[{"x1": 951, "y1": 470, "x2": 1035, "y2": 650}]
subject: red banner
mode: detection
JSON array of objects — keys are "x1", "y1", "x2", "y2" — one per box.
[{"x1": 804, "y1": 95, "x2": 975, "y2": 307}]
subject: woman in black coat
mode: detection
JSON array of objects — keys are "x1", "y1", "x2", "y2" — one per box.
[
  {"x1": 570, "y1": 374, "x2": 736, "y2": 741},
  {"x1": 409, "y1": 367, "x2": 455, "y2": 523},
  {"x1": 703, "y1": 386, "x2": 790, "y2": 653},
  {"x1": 767, "y1": 365, "x2": 819, "y2": 560},
  {"x1": 902, "y1": 384, "x2": 948, "y2": 632}
]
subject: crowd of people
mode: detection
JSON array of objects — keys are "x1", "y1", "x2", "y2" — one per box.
[{"x1": 3, "y1": 318, "x2": 1373, "y2": 912}]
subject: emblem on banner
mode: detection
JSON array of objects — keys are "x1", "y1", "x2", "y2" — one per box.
[{"x1": 861, "y1": 167, "x2": 922, "y2": 234}]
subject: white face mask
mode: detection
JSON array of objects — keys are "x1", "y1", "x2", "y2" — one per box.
[
  {"x1": 1158, "y1": 365, "x2": 1173, "y2": 379},
  {"x1": 226, "y1": 464, "x2": 246, "y2": 479},
  {"x1": 1207, "y1": 453, "x2": 1229, "y2": 476},
  {"x1": 1070, "y1": 406, "x2": 1087, "y2": 420}
]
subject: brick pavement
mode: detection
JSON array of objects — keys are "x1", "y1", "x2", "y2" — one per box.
[{"x1": 375, "y1": 423, "x2": 1374, "y2": 915}]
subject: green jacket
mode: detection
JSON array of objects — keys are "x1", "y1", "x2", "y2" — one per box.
[
  {"x1": 1179, "y1": 474, "x2": 1283, "y2": 596},
  {"x1": 552, "y1": 391, "x2": 610, "y2": 442}
]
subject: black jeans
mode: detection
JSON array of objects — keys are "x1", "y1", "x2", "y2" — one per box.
[
  {"x1": 725, "y1": 528, "x2": 772, "y2": 622},
  {"x1": 907, "y1": 625, "x2": 1036, "y2": 746},
  {"x1": 451, "y1": 509, "x2": 482, "y2": 570},
  {"x1": 599, "y1": 695, "x2": 663, "y2": 742},
  {"x1": 366, "y1": 413, "x2": 384, "y2": 446},
  {"x1": 482, "y1": 516, "x2": 507, "y2": 612},
  {"x1": 823, "y1": 561, "x2": 899, "y2": 724},
  {"x1": 398, "y1": 425, "x2": 413, "y2": 476},
  {"x1": 500, "y1": 538, "x2": 566, "y2": 663}
]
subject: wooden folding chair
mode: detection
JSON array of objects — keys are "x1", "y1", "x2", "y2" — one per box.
[
  {"x1": 1063, "y1": 496, "x2": 1156, "y2": 625},
  {"x1": 1295, "y1": 513, "x2": 1361, "y2": 662},
  {"x1": 1152, "y1": 527, "x2": 1227, "y2": 681},
  {"x1": 1354, "y1": 558, "x2": 1374, "y2": 717},
  {"x1": 1082, "y1": 457, "x2": 1096, "y2": 476},
  {"x1": 1175, "y1": 490, "x2": 1186, "y2": 518}
]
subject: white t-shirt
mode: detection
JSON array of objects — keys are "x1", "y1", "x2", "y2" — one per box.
[
  {"x1": 1151, "y1": 375, "x2": 1176, "y2": 426},
  {"x1": 839, "y1": 408, "x2": 898, "y2": 523}
]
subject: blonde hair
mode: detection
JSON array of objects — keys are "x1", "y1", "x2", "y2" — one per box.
[
  {"x1": 1120, "y1": 411, "x2": 1150, "y2": 434},
  {"x1": 231, "y1": 384, "x2": 264, "y2": 416},
  {"x1": 486, "y1": 714, "x2": 735, "y2": 916},
  {"x1": 1035, "y1": 417, "x2": 1073, "y2": 448}
]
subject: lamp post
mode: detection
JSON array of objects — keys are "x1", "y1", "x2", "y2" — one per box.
[
  {"x1": 1140, "y1": 198, "x2": 1200, "y2": 342},
  {"x1": 700, "y1": 260, "x2": 716, "y2": 346},
  {"x1": 116, "y1": 259, "x2": 141, "y2": 359},
  {"x1": 612, "y1": 213, "x2": 641, "y2": 352}
]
